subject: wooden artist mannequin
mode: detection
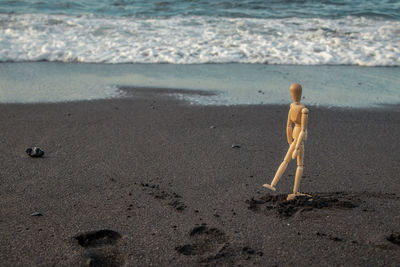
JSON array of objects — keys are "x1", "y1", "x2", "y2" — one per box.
[{"x1": 263, "y1": 83, "x2": 310, "y2": 201}]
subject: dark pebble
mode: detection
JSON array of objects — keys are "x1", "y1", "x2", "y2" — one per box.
[{"x1": 26, "y1": 147, "x2": 45, "y2": 158}]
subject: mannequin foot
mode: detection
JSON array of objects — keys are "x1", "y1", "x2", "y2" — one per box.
[
  {"x1": 263, "y1": 184, "x2": 276, "y2": 191},
  {"x1": 286, "y1": 192, "x2": 312, "y2": 201}
]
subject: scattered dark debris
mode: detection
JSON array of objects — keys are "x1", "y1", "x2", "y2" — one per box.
[
  {"x1": 26, "y1": 147, "x2": 45, "y2": 158},
  {"x1": 247, "y1": 192, "x2": 359, "y2": 218},
  {"x1": 242, "y1": 246, "x2": 255, "y2": 254},
  {"x1": 387, "y1": 233, "x2": 400, "y2": 246},
  {"x1": 169, "y1": 199, "x2": 187, "y2": 211},
  {"x1": 316, "y1": 232, "x2": 343, "y2": 242},
  {"x1": 330, "y1": 236, "x2": 343, "y2": 242}
]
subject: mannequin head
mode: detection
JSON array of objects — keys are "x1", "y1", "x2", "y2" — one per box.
[{"x1": 290, "y1": 83, "x2": 302, "y2": 103}]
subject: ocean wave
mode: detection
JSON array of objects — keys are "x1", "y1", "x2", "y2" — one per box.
[{"x1": 0, "y1": 14, "x2": 399, "y2": 66}]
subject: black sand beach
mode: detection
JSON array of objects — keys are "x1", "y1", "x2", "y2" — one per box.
[{"x1": 1, "y1": 89, "x2": 400, "y2": 266}]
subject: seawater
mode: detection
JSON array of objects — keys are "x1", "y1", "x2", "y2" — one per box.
[
  {"x1": 0, "y1": 0, "x2": 399, "y2": 106},
  {"x1": 1, "y1": 62, "x2": 399, "y2": 107},
  {"x1": 0, "y1": 0, "x2": 399, "y2": 65}
]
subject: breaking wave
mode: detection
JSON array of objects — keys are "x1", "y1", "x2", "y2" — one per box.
[{"x1": 0, "y1": 14, "x2": 399, "y2": 66}]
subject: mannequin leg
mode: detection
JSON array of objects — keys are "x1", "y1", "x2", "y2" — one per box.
[
  {"x1": 293, "y1": 143, "x2": 304, "y2": 194},
  {"x1": 263, "y1": 142, "x2": 296, "y2": 191},
  {"x1": 287, "y1": 143, "x2": 310, "y2": 200}
]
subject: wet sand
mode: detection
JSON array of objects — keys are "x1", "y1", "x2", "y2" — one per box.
[{"x1": 1, "y1": 89, "x2": 400, "y2": 266}]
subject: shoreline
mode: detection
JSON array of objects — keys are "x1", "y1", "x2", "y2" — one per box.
[
  {"x1": 1, "y1": 93, "x2": 400, "y2": 266},
  {"x1": 1, "y1": 62, "x2": 399, "y2": 107}
]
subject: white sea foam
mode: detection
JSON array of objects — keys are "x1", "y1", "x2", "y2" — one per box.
[{"x1": 0, "y1": 14, "x2": 399, "y2": 66}]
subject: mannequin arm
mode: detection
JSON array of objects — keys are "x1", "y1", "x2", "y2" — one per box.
[
  {"x1": 292, "y1": 108, "x2": 309, "y2": 159},
  {"x1": 286, "y1": 110, "x2": 293, "y2": 144}
]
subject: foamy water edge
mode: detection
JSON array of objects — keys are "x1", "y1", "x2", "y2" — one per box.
[{"x1": 1, "y1": 14, "x2": 399, "y2": 66}]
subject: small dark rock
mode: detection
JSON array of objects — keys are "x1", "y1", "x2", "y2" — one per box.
[
  {"x1": 26, "y1": 147, "x2": 45, "y2": 158},
  {"x1": 30, "y1": 212, "x2": 43, "y2": 217},
  {"x1": 231, "y1": 144, "x2": 241, "y2": 149}
]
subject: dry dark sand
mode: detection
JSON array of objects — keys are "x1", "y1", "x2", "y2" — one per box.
[{"x1": 1, "y1": 88, "x2": 400, "y2": 266}]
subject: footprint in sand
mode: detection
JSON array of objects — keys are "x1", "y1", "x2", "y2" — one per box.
[
  {"x1": 73, "y1": 229, "x2": 125, "y2": 267},
  {"x1": 247, "y1": 192, "x2": 359, "y2": 218},
  {"x1": 175, "y1": 225, "x2": 228, "y2": 257},
  {"x1": 140, "y1": 182, "x2": 187, "y2": 211},
  {"x1": 176, "y1": 225, "x2": 264, "y2": 264}
]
